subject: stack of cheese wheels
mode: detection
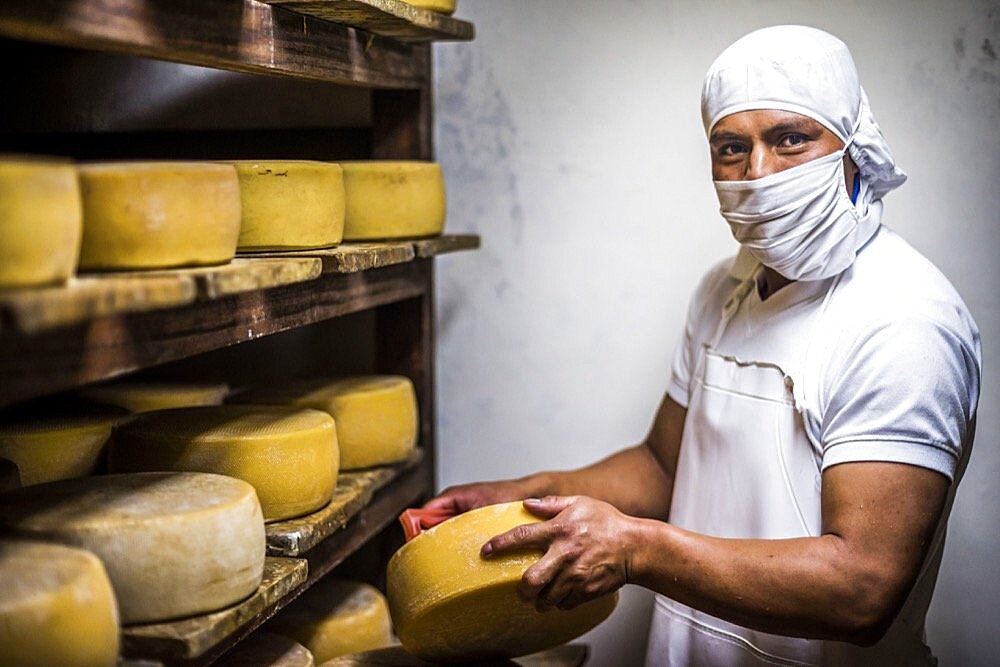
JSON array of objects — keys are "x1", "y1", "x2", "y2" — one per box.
[
  {"x1": 0, "y1": 156, "x2": 82, "y2": 288},
  {"x1": 387, "y1": 502, "x2": 618, "y2": 662},
  {"x1": 0, "y1": 541, "x2": 120, "y2": 667},
  {"x1": 0, "y1": 457, "x2": 21, "y2": 492},
  {"x1": 266, "y1": 579, "x2": 393, "y2": 662},
  {"x1": 81, "y1": 380, "x2": 230, "y2": 413},
  {"x1": 109, "y1": 405, "x2": 338, "y2": 522},
  {"x1": 0, "y1": 400, "x2": 128, "y2": 486},
  {"x1": 230, "y1": 160, "x2": 345, "y2": 251},
  {"x1": 77, "y1": 162, "x2": 241, "y2": 270},
  {"x1": 0, "y1": 472, "x2": 265, "y2": 623},
  {"x1": 340, "y1": 162, "x2": 445, "y2": 240},
  {"x1": 216, "y1": 631, "x2": 315, "y2": 667},
  {"x1": 402, "y1": 0, "x2": 456, "y2": 15},
  {"x1": 234, "y1": 376, "x2": 417, "y2": 470}
]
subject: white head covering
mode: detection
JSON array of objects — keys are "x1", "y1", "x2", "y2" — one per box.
[{"x1": 701, "y1": 25, "x2": 906, "y2": 202}]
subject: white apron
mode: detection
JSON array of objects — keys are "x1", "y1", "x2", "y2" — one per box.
[{"x1": 645, "y1": 271, "x2": 937, "y2": 666}]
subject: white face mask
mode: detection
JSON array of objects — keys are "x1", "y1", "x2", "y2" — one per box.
[{"x1": 714, "y1": 150, "x2": 878, "y2": 281}]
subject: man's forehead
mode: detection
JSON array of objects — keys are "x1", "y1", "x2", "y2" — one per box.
[{"x1": 710, "y1": 110, "x2": 827, "y2": 140}]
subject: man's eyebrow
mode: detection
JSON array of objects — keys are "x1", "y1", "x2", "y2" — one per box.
[
  {"x1": 709, "y1": 130, "x2": 747, "y2": 143},
  {"x1": 763, "y1": 120, "x2": 821, "y2": 136}
]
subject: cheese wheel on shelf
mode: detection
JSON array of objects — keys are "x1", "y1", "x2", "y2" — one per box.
[
  {"x1": 401, "y1": 0, "x2": 456, "y2": 15},
  {"x1": 0, "y1": 156, "x2": 82, "y2": 288},
  {"x1": 0, "y1": 472, "x2": 265, "y2": 623},
  {"x1": 386, "y1": 502, "x2": 618, "y2": 661},
  {"x1": 0, "y1": 540, "x2": 120, "y2": 667},
  {"x1": 109, "y1": 405, "x2": 338, "y2": 522},
  {"x1": 0, "y1": 457, "x2": 20, "y2": 492},
  {"x1": 340, "y1": 162, "x2": 445, "y2": 240},
  {"x1": 234, "y1": 376, "x2": 417, "y2": 470},
  {"x1": 267, "y1": 580, "x2": 393, "y2": 662},
  {"x1": 230, "y1": 160, "x2": 345, "y2": 252},
  {"x1": 0, "y1": 399, "x2": 128, "y2": 486},
  {"x1": 216, "y1": 631, "x2": 315, "y2": 667},
  {"x1": 77, "y1": 162, "x2": 241, "y2": 270},
  {"x1": 81, "y1": 380, "x2": 230, "y2": 413}
]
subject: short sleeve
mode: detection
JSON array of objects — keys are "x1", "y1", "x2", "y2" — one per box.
[{"x1": 820, "y1": 316, "x2": 981, "y2": 480}]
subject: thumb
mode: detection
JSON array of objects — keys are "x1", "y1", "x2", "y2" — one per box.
[{"x1": 523, "y1": 495, "x2": 576, "y2": 519}]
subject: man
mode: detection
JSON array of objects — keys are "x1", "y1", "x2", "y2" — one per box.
[{"x1": 424, "y1": 25, "x2": 981, "y2": 665}]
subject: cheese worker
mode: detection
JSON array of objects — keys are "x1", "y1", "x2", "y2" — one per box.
[{"x1": 424, "y1": 25, "x2": 981, "y2": 665}]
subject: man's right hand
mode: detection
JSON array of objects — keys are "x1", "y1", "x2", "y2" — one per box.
[{"x1": 422, "y1": 478, "x2": 540, "y2": 515}]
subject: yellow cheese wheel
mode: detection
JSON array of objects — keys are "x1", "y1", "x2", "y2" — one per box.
[
  {"x1": 109, "y1": 405, "x2": 338, "y2": 522},
  {"x1": 0, "y1": 472, "x2": 266, "y2": 623},
  {"x1": 81, "y1": 380, "x2": 230, "y2": 413},
  {"x1": 0, "y1": 457, "x2": 21, "y2": 491},
  {"x1": 77, "y1": 162, "x2": 241, "y2": 270},
  {"x1": 402, "y1": 0, "x2": 456, "y2": 15},
  {"x1": 340, "y1": 162, "x2": 445, "y2": 240},
  {"x1": 230, "y1": 160, "x2": 345, "y2": 251},
  {"x1": 0, "y1": 157, "x2": 82, "y2": 287},
  {"x1": 267, "y1": 580, "x2": 393, "y2": 662},
  {"x1": 0, "y1": 400, "x2": 128, "y2": 486},
  {"x1": 0, "y1": 541, "x2": 120, "y2": 667},
  {"x1": 386, "y1": 502, "x2": 618, "y2": 661},
  {"x1": 234, "y1": 376, "x2": 417, "y2": 470},
  {"x1": 217, "y1": 631, "x2": 315, "y2": 667}
]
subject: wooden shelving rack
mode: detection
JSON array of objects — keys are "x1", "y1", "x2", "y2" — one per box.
[{"x1": 0, "y1": 1, "x2": 476, "y2": 664}]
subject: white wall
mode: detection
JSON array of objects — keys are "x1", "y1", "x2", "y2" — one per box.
[{"x1": 433, "y1": 2, "x2": 999, "y2": 665}]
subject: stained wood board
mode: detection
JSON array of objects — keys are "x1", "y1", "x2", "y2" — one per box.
[
  {"x1": 259, "y1": 242, "x2": 415, "y2": 274},
  {"x1": 138, "y1": 257, "x2": 322, "y2": 299},
  {"x1": 262, "y1": 0, "x2": 474, "y2": 42},
  {"x1": 266, "y1": 449, "x2": 424, "y2": 557},
  {"x1": 121, "y1": 557, "x2": 308, "y2": 662},
  {"x1": 412, "y1": 234, "x2": 480, "y2": 258}
]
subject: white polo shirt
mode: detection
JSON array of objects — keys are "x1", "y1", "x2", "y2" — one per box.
[{"x1": 667, "y1": 225, "x2": 981, "y2": 481}]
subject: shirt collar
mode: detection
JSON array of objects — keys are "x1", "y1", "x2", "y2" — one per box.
[{"x1": 728, "y1": 246, "x2": 759, "y2": 280}]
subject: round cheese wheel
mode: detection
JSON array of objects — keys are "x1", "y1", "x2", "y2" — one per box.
[
  {"x1": 0, "y1": 472, "x2": 266, "y2": 623},
  {"x1": 340, "y1": 162, "x2": 445, "y2": 240},
  {"x1": 217, "y1": 631, "x2": 315, "y2": 667},
  {"x1": 77, "y1": 162, "x2": 241, "y2": 270},
  {"x1": 0, "y1": 157, "x2": 82, "y2": 287},
  {"x1": 234, "y1": 376, "x2": 417, "y2": 470},
  {"x1": 0, "y1": 541, "x2": 120, "y2": 667},
  {"x1": 0, "y1": 399, "x2": 128, "y2": 486},
  {"x1": 230, "y1": 160, "x2": 345, "y2": 251},
  {"x1": 81, "y1": 380, "x2": 230, "y2": 413},
  {"x1": 0, "y1": 457, "x2": 21, "y2": 491},
  {"x1": 109, "y1": 405, "x2": 338, "y2": 522},
  {"x1": 386, "y1": 502, "x2": 617, "y2": 661},
  {"x1": 401, "y1": 0, "x2": 456, "y2": 15},
  {"x1": 267, "y1": 580, "x2": 393, "y2": 662}
]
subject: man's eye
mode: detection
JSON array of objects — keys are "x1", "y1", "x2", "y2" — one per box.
[
  {"x1": 779, "y1": 133, "x2": 807, "y2": 147},
  {"x1": 719, "y1": 143, "x2": 747, "y2": 157}
]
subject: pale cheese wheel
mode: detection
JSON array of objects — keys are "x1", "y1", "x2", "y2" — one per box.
[
  {"x1": 0, "y1": 457, "x2": 21, "y2": 491},
  {"x1": 401, "y1": 0, "x2": 456, "y2": 15},
  {"x1": 81, "y1": 380, "x2": 230, "y2": 413},
  {"x1": 0, "y1": 157, "x2": 82, "y2": 287},
  {"x1": 217, "y1": 631, "x2": 315, "y2": 667},
  {"x1": 0, "y1": 400, "x2": 128, "y2": 486},
  {"x1": 234, "y1": 376, "x2": 417, "y2": 470},
  {"x1": 267, "y1": 580, "x2": 393, "y2": 662},
  {"x1": 340, "y1": 162, "x2": 445, "y2": 240},
  {"x1": 0, "y1": 541, "x2": 120, "y2": 667},
  {"x1": 386, "y1": 502, "x2": 618, "y2": 661},
  {"x1": 230, "y1": 160, "x2": 345, "y2": 251},
  {"x1": 109, "y1": 405, "x2": 338, "y2": 522},
  {"x1": 77, "y1": 162, "x2": 241, "y2": 270},
  {"x1": 0, "y1": 472, "x2": 266, "y2": 623}
]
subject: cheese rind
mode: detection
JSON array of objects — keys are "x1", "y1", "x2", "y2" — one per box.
[
  {"x1": 386, "y1": 502, "x2": 618, "y2": 661},
  {"x1": 267, "y1": 580, "x2": 393, "y2": 662},
  {"x1": 230, "y1": 160, "x2": 345, "y2": 251},
  {"x1": 340, "y1": 162, "x2": 445, "y2": 240},
  {"x1": 234, "y1": 376, "x2": 417, "y2": 470},
  {"x1": 0, "y1": 472, "x2": 266, "y2": 623},
  {"x1": 217, "y1": 632, "x2": 315, "y2": 667},
  {"x1": 402, "y1": 0, "x2": 457, "y2": 15},
  {"x1": 81, "y1": 380, "x2": 230, "y2": 413},
  {"x1": 109, "y1": 406, "x2": 338, "y2": 522},
  {"x1": 0, "y1": 157, "x2": 82, "y2": 287},
  {"x1": 0, "y1": 541, "x2": 120, "y2": 667},
  {"x1": 77, "y1": 162, "x2": 241, "y2": 270}
]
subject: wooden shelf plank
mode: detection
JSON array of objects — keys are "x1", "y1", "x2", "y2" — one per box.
[
  {"x1": 413, "y1": 233, "x2": 481, "y2": 258},
  {"x1": 129, "y1": 257, "x2": 323, "y2": 300},
  {"x1": 266, "y1": 449, "x2": 423, "y2": 557},
  {"x1": 262, "y1": 0, "x2": 474, "y2": 43},
  {"x1": 255, "y1": 242, "x2": 416, "y2": 274},
  {"x1": 0, "y1": 0, "x2": 429, "y2": 88}
]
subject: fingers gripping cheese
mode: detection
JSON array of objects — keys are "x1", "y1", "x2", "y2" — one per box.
[
  {"x1": 340, "y1": 162, "x2": 445, "y2": 240},
  {"x1": 0, "y1": 541, "x2": 120, "y2": 667},
  {"x1": 109, "y1": 405, "x2": 338, "y2": 521},
  {"x1": 386, "y1": 502, "x2": 617, "y2": 661},
  {"x1": 0, "y1": 472, "x2": 266, "y2": 623},
  {"x1": 217, "y1": 631, "x2": 315, "y2": 667},
  {"x1": 266, "y1": 579, "x2": 393, "y2": 662},
  {"x1": 77, "y1": 162, "x2": 241, "y2": 270},
  {"x1": 0, "y1": 157, "x2": 82, "y2": 288},
  {"x1": 81, "y1": 380, "x2": 230, "y2": 413},
  {"x1": 230, "y1": 160, "x2": 345, "y2": 251},
  {"x1": 234, "y1": 376, "x2": 417, "y2": 470}
]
